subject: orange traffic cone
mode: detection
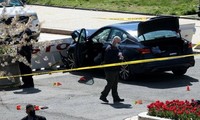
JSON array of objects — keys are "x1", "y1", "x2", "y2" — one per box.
[
  {"x1": 34, "y1": 105, "x2": 48, "y2": 110},
  {"x1": 135, "y1": 100, "x2": 143, "y2": 104},
  {"x1": 16, "y1": 105, "x2": 48, "y2": 111},
  {"x1": 57, "y1": 82, "x2": 62, "y2": 86},
  {"x1": 53, "y1": 82, "x2": 62, "y2": 86},
  {"x1": 34, "y1": 105, "x2": 40, "y2": 111},
  {"x1": 16, "y1": 105, "x2": 22, "y2": 110},
  {"x1": 187, "y1": 85, "x2": 190, "y2": 91}
]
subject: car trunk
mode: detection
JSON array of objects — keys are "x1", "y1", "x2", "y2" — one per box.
[
  {"x1": 138, "y1": 16, "x2": 186, "y2": 57},
  {"x1": 138, "y1": 16, "x2": 179, "y2": 36},
  {"x1": 141, "y1": 37, "x2": 184, "y2": 57}
]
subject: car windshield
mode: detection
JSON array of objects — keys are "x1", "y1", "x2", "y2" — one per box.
[
  {"x1": 0, "y1": 0, "x2": 22, "y2": 7},
  {"x1": 138, "y1": 30, "x2": 179, "y2": 41}
]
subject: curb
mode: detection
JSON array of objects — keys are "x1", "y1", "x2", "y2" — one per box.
[
  {"x1": 137, "y1": 112, "x2": 171, "y2": 120},
  {"x1": 124, "y1": 112, "x2": 171, "y2": 120},
  {"x1": 124, "y1": 116, "x2": 138, "y2": 120},
  {"x1": 41, "y1": 28, "x2": 73, "y2": 35}
]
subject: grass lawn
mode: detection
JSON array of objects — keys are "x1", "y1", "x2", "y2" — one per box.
[{"x1": 27, "y1": 0, "x2": 199, "y2": 16}]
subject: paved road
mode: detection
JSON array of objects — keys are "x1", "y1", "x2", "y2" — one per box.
[
  {"x1": 27, "y1": 5, "x2": 200, "y2": 45},
  {"x1": 0, "y1": 56, "x2": 200, "y2": 120}
]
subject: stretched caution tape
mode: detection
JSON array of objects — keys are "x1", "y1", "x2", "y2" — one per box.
[
  {"x1": 0, "y1": 53, "x2": 199, "y2": 79},
  {"x1": 193, "y1": 42, "x2": 200, "y2": 49}
]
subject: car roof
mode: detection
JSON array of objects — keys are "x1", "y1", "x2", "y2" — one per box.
[
  {"x1": 102, "y1": 16, "x2": 179, "y2": 37},
  {"x1": 85, "y1": 22, "x2": 140, "y2": 38},
  {"x1": 109, "y1": 21, "x2": 140, "y2": 30},
  {"x1": 106, "y1": 21, "x2": 140, "y2": 37},
  {"x1": 86, "y1": 16, "x2": 178, "y2": 38},
  {"x1": 85, "y1": 21, "x2": 141, "y2": 38}
]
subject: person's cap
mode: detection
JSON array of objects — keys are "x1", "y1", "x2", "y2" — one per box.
[{"x1": 26, "y1": 104, "x2": 34, "y2": 109}]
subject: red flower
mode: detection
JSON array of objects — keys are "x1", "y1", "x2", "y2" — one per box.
[{"x1": 147, "y1": 99, "x2": 200, "y2": 119}]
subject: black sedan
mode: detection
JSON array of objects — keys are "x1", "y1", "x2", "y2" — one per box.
[{"x1": 64, "y1": 16, "x2": 195, "y2": 80}]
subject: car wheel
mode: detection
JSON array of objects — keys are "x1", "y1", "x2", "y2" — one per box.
[
  {"x1": 66, "y1": 52, "x2": 77, "y2": 69},
  {"x1": 119, "y1": 64, "x2": 131, "y2": 81},
  {"x1": 172, "y1": 68, "x2": 187, "y2": 76}
]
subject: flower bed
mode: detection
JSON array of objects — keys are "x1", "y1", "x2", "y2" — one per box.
[{"x1": 147, "y1": 99, "x2": 200, "y2": 120}]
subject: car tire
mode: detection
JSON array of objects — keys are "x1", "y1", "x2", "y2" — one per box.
[
  {"x1": 66, "y1": 51, "x2": 77, "y2": 69},
  {"x1": 119, "y1": 64, "x2": 131, "y2": 81},
  {"x1": 172, "y1": 68, "x2": 187, "y2": 76}
]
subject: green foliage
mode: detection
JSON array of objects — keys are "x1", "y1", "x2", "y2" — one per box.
[{"x1": 27, "y1": 0, "x2": 199, "y2": 15}]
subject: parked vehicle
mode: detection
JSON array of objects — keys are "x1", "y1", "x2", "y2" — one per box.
[
  {"x1": 64, "y1": 16, "x2": 195, "y2": 80},
  {"x1": 0, "y1": 0, "x2": 40, "y2": 39}
]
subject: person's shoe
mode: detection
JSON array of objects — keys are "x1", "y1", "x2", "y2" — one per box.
[
  {"x1": 100, "y1": 96, "x2": 109, "y2": 103},
  {"x1": 113, "y1": 98, "x2": 124, "y2": 103}
]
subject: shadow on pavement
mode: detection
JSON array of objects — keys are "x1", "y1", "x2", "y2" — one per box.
[
  {"x1": 71, "y1": 70, "x2": 199, "y2": 89},
  {"x1": 70, "y1": 69, "x2": 105, "y2": 79},
  {"x1": 13, "y1": 87, "x2": 41, "y2": 94},
  {"x1": 121, "y1": 72, "x2": 199, "y2": 89},
  {"x1": 101, "y1": 102, "x2": 132, "y2": 109}
]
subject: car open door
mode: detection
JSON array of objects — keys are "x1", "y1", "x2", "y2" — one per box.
[{"x1": 75, "y1": 28, "x2": 87, "y2": 67}]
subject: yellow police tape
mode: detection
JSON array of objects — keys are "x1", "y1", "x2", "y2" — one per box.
[
  {"x1": 0, "y1": 53, "x2": 199, "y2": 79},
  {"x1": 193, "y1": 41, "x2": 200, "y2": 49},
  {"x1": 98, "y1": 17, "x2": 149, "y2": 21}
]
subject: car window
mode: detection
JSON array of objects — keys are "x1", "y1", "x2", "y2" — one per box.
[
  {"x1": 9, "y1": 0, "x2": 22, "y2": 6},
  {"x1": 0, "y1": 0, "x2": 22, "y2": 7},
  {"x1": 108, "y1": 29, "x2": 128, "y2": 42},
  {"x1": 78, "y1": 29, "x2": 87, "y2": 44},
  {"x1": 138, "y1": 30, "x2": 179, "y2": 41},
  {"x1": 92, "y1": 28, "x2": 111, "y2": 43}
]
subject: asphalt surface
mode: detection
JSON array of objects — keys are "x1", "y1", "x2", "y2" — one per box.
[
  {"x1": 30, "y1": 5, "x2": 200, "y2": 119},
  {"x1": 1, "y1": 57, "x2": 200, "y2": 120},
  {"x1": 27, "y1": 5, "x2": 200, "y2": 45}
]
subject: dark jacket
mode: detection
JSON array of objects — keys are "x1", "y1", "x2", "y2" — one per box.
[
  {"x1": 18, "y1": 28, "x2": 33, "y2": 63},
  {"x1": 104, "y1": 45, "x2": 121, "y2": 72},
  {"x1": 21, "y1": 115, "x2": 46, "y2": 120},
  {"x1": 19, "y1": 45, "x2": 33, "y2": 63}
]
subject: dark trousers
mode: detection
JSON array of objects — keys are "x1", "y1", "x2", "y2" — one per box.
[
  {"x1": 19, "y1": 62, "x2": 34, "y2": 87},
  {"x1": 19, "y1": 46, "x2": 34, "y2": 87},
  {"x1": 101, "y1": 71, "x2": 120, "y2": 99}
]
